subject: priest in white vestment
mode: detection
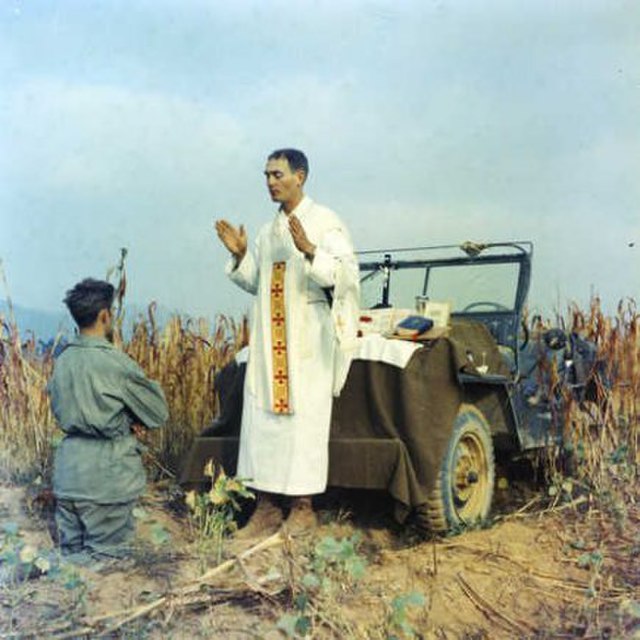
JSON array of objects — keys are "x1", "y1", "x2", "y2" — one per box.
[{"x1": 215, "y1": 149, "x2": 359, "y2": 534}]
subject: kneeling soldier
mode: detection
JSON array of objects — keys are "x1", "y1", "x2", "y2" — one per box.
[{"x1": 48, "y1": 278, "x2": 168, "y2": 565}]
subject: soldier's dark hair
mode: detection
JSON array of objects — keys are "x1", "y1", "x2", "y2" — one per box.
[
  {"x1": 63, "y1": 278, "x2": 115, "y2": 328},
  {"x1": 268, "y1": 148, "x2": 309, "y2": 181}
]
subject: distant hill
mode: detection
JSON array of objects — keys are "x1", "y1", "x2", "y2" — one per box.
[
  {"x1": 0, "y1": 300, "x2": 69, "y2": 339},
  {"x1": 0, "y1": 299, "x2": 187, "y2": 341}
]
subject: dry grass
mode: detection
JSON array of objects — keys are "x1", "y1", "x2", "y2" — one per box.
[
  {"x1": 122, "y1": 304, "x2": 248, "y2": 471},
  {"x1": 562, "y1": 297, "x2": 639, "y2": 487},
  {"x1": 0, "y1": 303, "x2": 247, "y2": 482},
  {"x1": 1, "y1": 295, "x2": 637, "y2": 493},
  {"x1": 0, "y1": 311, "x2": 57, "y2": 482},
  {"x1": 1, "y1": 289, "x2": 639, "y2": 637},
  {"x1": 539, "y1": 297, "x2": 640, "y2": 638}
]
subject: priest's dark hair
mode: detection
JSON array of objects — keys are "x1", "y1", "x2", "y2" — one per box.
[
  {"x1": 63, "y1": 278, "x2": 115, "y2": 328},
  {"x1": 268, "y1": 148, "x2": 309, "y2": 181}
]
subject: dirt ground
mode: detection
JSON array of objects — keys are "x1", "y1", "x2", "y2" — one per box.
[{"x1": 0, "y1": 476, "x2": 620, "y2": 639}]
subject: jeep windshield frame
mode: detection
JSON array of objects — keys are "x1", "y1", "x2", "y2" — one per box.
[{"x1": 358, "y1": 241, "x2": 533, "y2": 370}]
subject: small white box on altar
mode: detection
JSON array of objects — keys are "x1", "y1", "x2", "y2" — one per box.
[{"x1": 415, "y1": 298, "x2": 451, "y2": 328}]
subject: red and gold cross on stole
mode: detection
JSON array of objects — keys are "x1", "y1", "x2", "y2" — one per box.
[{"x1": 270, "y1": 261, "x2": 291, "y2": 414}]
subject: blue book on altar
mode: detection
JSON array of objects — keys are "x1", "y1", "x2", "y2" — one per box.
[{"x1": 395, "y1": 315, "x2": 434, "y2": 337}]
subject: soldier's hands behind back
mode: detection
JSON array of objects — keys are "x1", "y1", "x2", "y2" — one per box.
[{"x1": 131, "y1": 422, "x2": 148, "y2": 442}]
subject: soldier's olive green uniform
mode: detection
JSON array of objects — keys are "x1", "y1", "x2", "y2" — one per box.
[{"x1": 48, "y1": 335, "x2": 168, "y2": 559}]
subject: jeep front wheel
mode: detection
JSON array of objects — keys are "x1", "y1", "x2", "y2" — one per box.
[{"x1": 419, "y1": 404, "x2": 495, "y2": 534}]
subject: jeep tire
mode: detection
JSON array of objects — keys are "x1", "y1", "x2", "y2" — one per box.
[{"x1": 418, "y1": 404, "x2": 495, "y2": 534}]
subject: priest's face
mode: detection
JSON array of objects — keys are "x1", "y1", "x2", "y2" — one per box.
[{"x1": 264, "y1": 157, "x2": 304, "y2": 210}]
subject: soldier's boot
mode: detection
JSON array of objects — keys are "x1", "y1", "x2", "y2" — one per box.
[
  {"x1": 283, "y1": 496, "x2": 317, "y2": 536},
  {"x1": 235, "y1": 493, "x2": 283, "y2": 540}
]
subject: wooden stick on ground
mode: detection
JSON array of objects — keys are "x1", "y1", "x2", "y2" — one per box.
[
  {"x1": 492, "y1": 495, "x2": 543, "y2": 522},
  {"x1": 30, "y1": 531, "x2": 284, "y2": 638},
  {"x1": 102, "y1": 531, "x2": 284, "y2": 635},
  {"x1": 456, "y1": 572, "x2": 538, "y2": 637},
  {"x1": 536, "y1": 495, "x2": 588, "y2": 517},
  {"x1": 181, "y1": 530, "x2": 284, "y2": 594}
]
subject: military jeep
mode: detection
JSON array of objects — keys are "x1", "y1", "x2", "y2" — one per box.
[{"x1": 181, "y1": 241, "x2": 598, "y2": 533}]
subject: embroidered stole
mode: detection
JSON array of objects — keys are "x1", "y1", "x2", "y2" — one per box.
[{"x1": 270, "y1": 261, "x2": 291, "y2": 414}]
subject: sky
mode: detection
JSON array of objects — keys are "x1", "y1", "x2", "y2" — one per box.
[{"x1": 1, "y1": 0, "x2": 638, "y2": 325}]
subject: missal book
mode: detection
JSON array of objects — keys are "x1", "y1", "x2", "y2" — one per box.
[{"x1": 394, "y1": 315, "x2": 434, "y2": 338}]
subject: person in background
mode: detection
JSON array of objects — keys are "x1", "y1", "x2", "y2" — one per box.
[
  {"x1": 48, "y1": 278, "x2": 168, "y2": 566},
  {"x1": 215, "y1": 148, "x2": 359, "y2": 536}
]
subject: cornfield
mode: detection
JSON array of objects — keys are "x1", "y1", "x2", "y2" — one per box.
[
  {"x1": 1, "y1": 295, "x2": 639, "y2": 637},
  {"x1": 0, "y1": 295, "x2": 637, "y2": 502},
  {"x1": 0, "y1": 303, "x2": 248, "y2": 482},
  {"x1": 0, "y1": 311, "x2": 56, "y2": 482},
  {"x1": 123, "y1": 304, "x2": 248, "y2": 470},
  {"x1": 559, "y1": 297, "x2": 639, "y2": 516}
]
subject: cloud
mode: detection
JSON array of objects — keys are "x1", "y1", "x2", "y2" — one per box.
[
  {"x1": 1, "y1": 2, "x2": 638, "y2": 317},
  {"x1": 2, "y1": 80, "x2": 249, "y2": 194}
]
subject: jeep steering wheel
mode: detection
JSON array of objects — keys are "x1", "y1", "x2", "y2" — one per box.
[{"x1": 462, "y1": 301, "x2": 510, "y2": 312}]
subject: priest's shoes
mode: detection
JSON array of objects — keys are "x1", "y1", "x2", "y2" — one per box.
[
  {"x1": 235, "y1": 498, "x2": 283, "y2": 540},
  {"x1": 283, "y1": 500, "x2": 318, "y2": 536}
]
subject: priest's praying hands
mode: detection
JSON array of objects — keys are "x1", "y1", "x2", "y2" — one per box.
[
  {"x1": 215, "y1": 220, "x2": 247, "y2": 260},
  {"x1": 288, "y1": 214, "x2": 316, "y2": 260}
]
